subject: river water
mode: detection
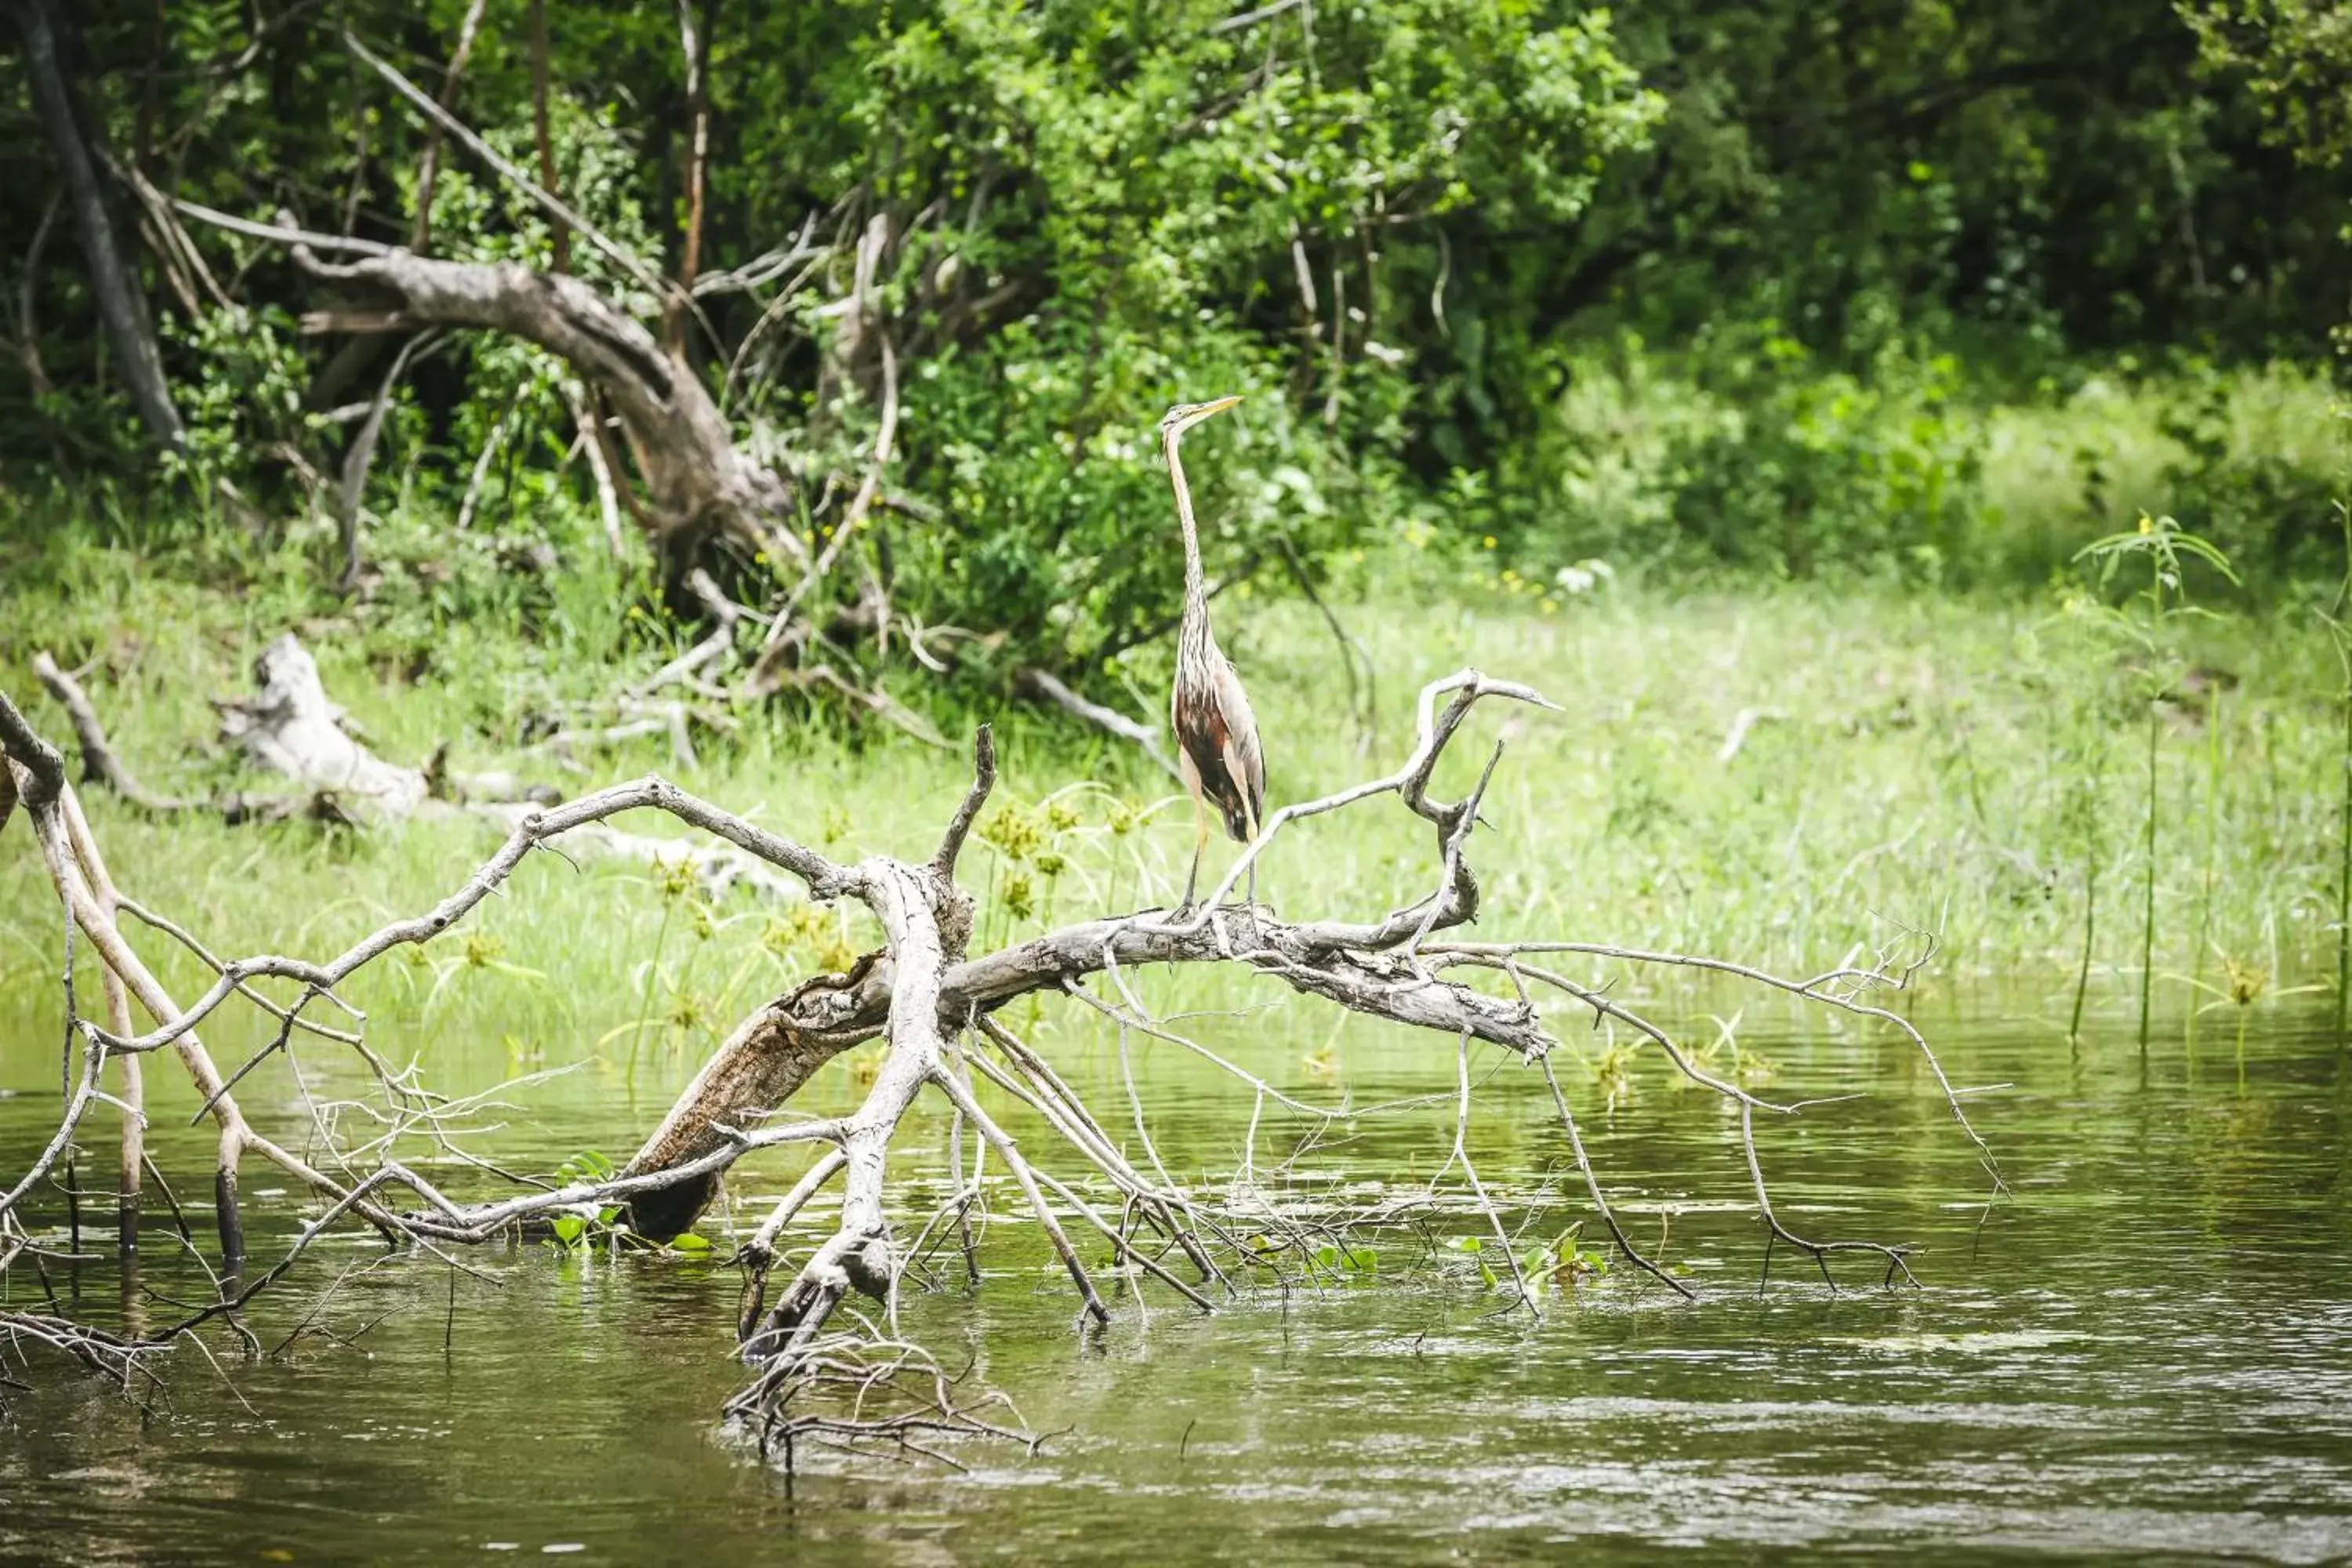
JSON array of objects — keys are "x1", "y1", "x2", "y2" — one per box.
[{"x1": 2, "y1": 991, "x2": 2348, "y2": 1564}]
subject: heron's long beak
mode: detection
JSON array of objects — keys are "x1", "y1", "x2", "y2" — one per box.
[{"x1": 1173, "y1": 394, "x2": 1244, "y2": 436}]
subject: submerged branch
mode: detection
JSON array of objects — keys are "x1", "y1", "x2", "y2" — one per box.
[{"x1": 0, "y1": 662, "x2": 1989, "y2": 1458}]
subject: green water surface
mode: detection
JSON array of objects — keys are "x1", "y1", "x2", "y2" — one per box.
[{"x1": 2, "y1": 991, "x2": 2348, "y2": 1565}]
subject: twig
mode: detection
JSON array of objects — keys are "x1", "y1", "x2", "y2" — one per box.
[
  {"x1": 409, "y1": 0, "x2": 493, "y2": 256},
  {"x1": 170, "y1": 198, "x2": 393, "y2": 257},
  {"x1": 31, "y1": 653, "x2": 194, "y2": 813},
  {"x1": 931, "y1": 727, "x2": 996, "y2": 881},
  {"x1": 336, "y1": 329, "x2": 438, "y2": 593},
  {"x1": 1014, "y1": 668, "x2": 1178, "y2": 779},
  {"x1": 1212, "y1": 0, "x2": 1306, "y2": 34},
  {"x1": 342, "y1": 31, "x2": 686, "y2": 321}
]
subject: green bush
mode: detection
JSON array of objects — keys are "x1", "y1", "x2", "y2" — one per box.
[
  {"x1": 2153, "y1": 370, "x2": 2347, "y2": 579},
  {"x1": 1431, "y1": 336, "x2": 2341, "y2": 597},
  {"x1": 1655, "y1": 342, "x2": 1984, "y2": 581}
]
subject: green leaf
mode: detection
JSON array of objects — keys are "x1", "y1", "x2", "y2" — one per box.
[{"x1": 668, "y1": 1232, "x2": 713, "y2": 1254}]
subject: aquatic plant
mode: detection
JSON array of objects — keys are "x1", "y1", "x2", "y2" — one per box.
[{"x1": 2073, "y1": 514, "x2": 2239, "y2": 1051}]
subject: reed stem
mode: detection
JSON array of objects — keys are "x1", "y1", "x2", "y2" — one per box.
[
  {"x1": 2137, "y1": 545, "x2": 2162, "y2": 1055},
  {"x1": 2190, "y1": 686, "x2": 2223, "y2": 1053},
  {"x1": 2140, "y1": 699, "x2": 2157, "y2": 1054},
  {"x1": 2069, "y1": 744, "x2": 2102, "y2": 1045}
]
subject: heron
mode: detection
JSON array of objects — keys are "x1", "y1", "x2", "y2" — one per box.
[{"x1": 1160, "y1": 394, "x2": 1265, "y2": 913}]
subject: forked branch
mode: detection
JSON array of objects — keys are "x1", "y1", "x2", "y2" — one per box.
[{"x1": 0, "y1": 666, "x2": 1990, "y2": 1457}]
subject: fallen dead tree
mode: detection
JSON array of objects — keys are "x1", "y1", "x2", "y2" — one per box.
[
  {"x1": 34, "y1": 634, "x2": 808, "y2": 901},
  {"x1": 0, "y1": 668, "x2": 2000, "y2": 1457}
]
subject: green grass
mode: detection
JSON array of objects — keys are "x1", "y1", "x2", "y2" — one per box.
[{"x1": 3, "y1": 556, "x2": 2346, "y2": 1105}]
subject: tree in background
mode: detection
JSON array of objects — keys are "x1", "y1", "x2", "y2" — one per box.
[
  {"x1": 0, "y1": 1, "x2": 1660, "y2": 685},
  {"x1": 0, "y1": 2, "x2": 2345, "y2": 690}
]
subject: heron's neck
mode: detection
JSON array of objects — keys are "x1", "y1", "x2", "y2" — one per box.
[{"x1": 1166, "y1": 432, "x2": 1211, "y2": 648}]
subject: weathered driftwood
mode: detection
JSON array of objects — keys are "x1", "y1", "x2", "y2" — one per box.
[
  {"x1": 31, "y1": 653, "x2": 196, "y2": 814},
  {"x1": 40, "y1": 635, "x2": 806, "y2": 900},
  {"x1": 0, "y1": 689, "x2": 380, "y2": 1270},
  {"x1": 215, "y1": 634, "x2": 430, "y2": 820},
  {"x1": 1015, "y1": 666, "x2": 1178, "y2": 779},
  {"x1": 0, "y1": 667, "x2": 1998, "y2": 1458},
  {"x1": 619, "y1": 956, "x2": 881, "y2": 1240}
]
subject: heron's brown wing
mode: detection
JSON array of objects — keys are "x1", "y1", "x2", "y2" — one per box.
[
  {"x1": 1213, "y1": 655, "x2": 1265, "y2": 840},
  {"x1": 1174, "y1": 660, "x2": 1262, "y2": 844}
]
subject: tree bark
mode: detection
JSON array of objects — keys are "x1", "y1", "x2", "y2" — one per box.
[
  {"x1": 529, "y1": 0, "x2": 571, "y2": 275},
  {"x1": 8, "y1": 0, "x2": 184, "y2": 452},
  {"x1": 409, "y1": 0, "x2": 493, "y2": 256},
  {"x1": 619, "y1": 956, "x2": 879, "y2": 1239},
  {"x1": 663, "y1": 0, "x2": 714, "y2": 354},
  {"x1": 292, "y1": 243, "x2": 799, "y2": 579}
]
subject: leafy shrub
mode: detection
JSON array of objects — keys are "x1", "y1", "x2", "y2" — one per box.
[
  {"x1": 1460, "y1": 332, "x2": 1987, "y2": 584},
  {"x1": 2154, "y1": 370, "x2": 2346, "y2": 580},
  {"x1": 1656, "y1": 342, "x2": 1984, "y2": 581}
]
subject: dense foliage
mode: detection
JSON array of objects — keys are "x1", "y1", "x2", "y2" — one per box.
[{"x1": 0, "y1": 0, "x2": 2344, "y2": 681}]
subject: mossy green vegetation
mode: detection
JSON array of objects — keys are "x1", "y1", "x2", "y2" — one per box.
[{"x1": 10, "y1": 2, "x2": 2350, "y2": 684}]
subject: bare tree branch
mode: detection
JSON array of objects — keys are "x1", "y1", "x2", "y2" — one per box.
[
  {"x1": 408, "y1": 0, "x2": 492, "y2": 256},
  {"x1": 31, "y1": 652, "x2": 194, "y2": 814},
  {"x1": 1015, "y1": 667, "x2": 1178, "y2": 779},
  {"x1": 343, "y1": 31, "x2": 670, "y2": 308},
  {"x1": 0, "y1": 662, "x2": 1990, "y2": 1455}
]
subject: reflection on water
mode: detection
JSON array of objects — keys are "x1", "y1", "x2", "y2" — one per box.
[{"x1": 2, "y1": 997, "x2": 2350, "y2": 1564}]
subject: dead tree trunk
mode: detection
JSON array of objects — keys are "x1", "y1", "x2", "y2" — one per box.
[
  {"x1": 8, "y1": 0, "x2": 184, "y2": 452},
  {"x1": 618, "y1": 958, "x2": 880, "y2": 1240},
  {"x1": 290, "y1": 243, "x2": 797, "y2": 585}
]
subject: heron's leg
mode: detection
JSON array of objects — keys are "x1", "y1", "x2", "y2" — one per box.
[
  {"x1": 1181, "y1": 794, "x2": 1207, "y2": 913},
  {"x1": 1241, "y1": 803, "x2": 1261, "y2": 913}
]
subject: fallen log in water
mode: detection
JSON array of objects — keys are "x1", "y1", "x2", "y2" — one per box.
[{"x1": 0, "y1": 666, "x2": 1998, "y2": 1461}]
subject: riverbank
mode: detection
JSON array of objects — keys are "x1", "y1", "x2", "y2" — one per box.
[{"x1": 2, "y1": 569, "x2": 2342, "y2": 1074}]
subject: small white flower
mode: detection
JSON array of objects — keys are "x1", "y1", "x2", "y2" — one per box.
[{"x1": 1554, "y1": 558, "x2": 1614, "y2": 594}]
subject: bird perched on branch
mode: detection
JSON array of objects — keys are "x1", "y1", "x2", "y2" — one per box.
[{"x1": 1160, "y1": 394, "x2": 1265, "y2": 912}]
